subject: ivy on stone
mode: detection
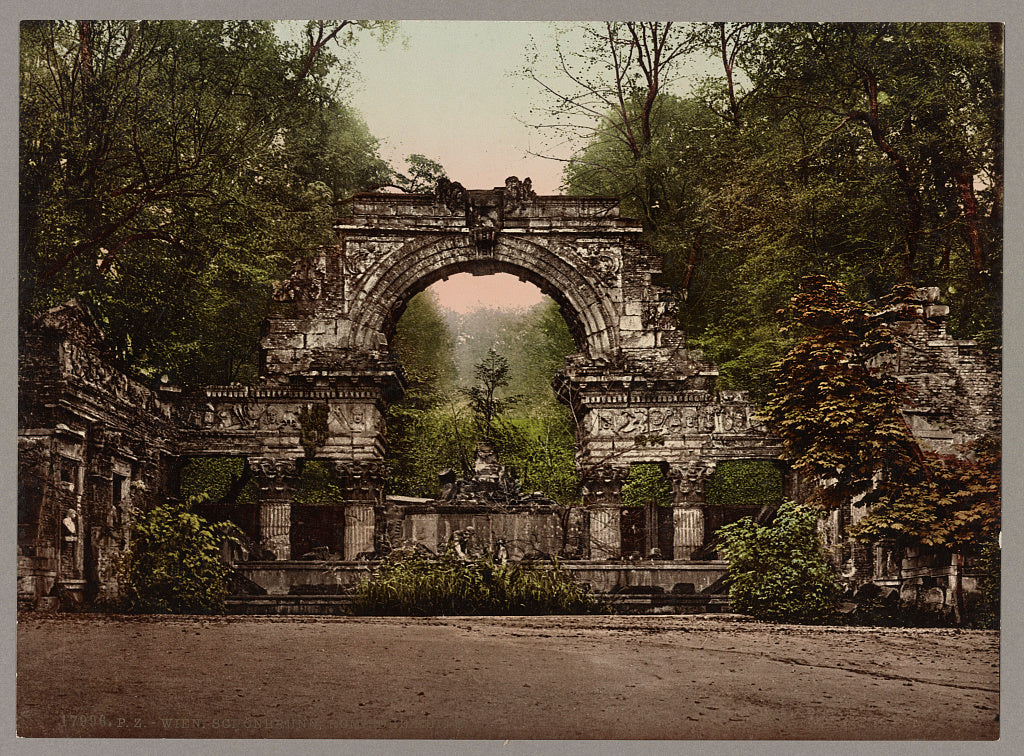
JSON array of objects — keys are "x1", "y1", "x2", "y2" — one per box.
[
  {"x1": 620, "y1": 463, "x2": 673, "y2": 508},
  {"x1": 299, "y1": 403, "x2": 330, "y2": 458},
  {"x1": 705, "y1": 460, "x2": 783, "y2": 509}
]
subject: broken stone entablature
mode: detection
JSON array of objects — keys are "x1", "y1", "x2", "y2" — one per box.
[
  {"x1": 370, "y1": 442, "x2": 573, "y2": 562},
  {"x1": 18, "y1": 182, "x2": 1001, "y2": 609}
]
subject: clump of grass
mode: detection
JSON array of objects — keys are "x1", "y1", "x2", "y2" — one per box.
[{"x1": 349, "y1": 550, "x2": 602, "y2": 616}]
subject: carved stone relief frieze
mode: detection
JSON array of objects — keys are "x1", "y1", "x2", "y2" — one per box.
[
  {"x1": 344, "y1": 240, "x2": 403, "y2": 278},
  {"x1": 257, "y1": 404, "x2": 300, "y2": 433},
  {"x1": 585, "y1": 406, "x2": 719, "y2": 438},
  {"x1": 582, "y1": 401, "x2": 768, "y2": 440},
  {"x1": 212, "y1": 402, "x2": 260, "y2": 431},
  {"x1": 328, "y1": 404, "x2": 368, "y2": 435}
]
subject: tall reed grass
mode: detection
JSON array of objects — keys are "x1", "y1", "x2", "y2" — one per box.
[{"x1": 349, "y1": 550, "x2": 603, "y2": 616}]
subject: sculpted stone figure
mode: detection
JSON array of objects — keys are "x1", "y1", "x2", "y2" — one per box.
[{"x1": 62, "y1": 509, "x2": 77, "y2": 544}]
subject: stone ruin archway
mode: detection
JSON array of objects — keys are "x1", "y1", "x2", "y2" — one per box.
[
  {"x1": 18, "y1": 179, "x2": 1002, "y2": 606},
  {"x1": 175, "y1": 178, "x2": 783, "y2": 559}
]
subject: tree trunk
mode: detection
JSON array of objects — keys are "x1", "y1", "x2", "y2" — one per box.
[
  {"x1": 954, "y1": 167, "x2": 985, "y2": 279},
  {"x1": 862, "y1": 72, "x2": 923, "y2": 282}
]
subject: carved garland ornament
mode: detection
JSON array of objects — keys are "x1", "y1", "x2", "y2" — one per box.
[{"x1": 574, "y1": 242, "x2": 622, "y2": 288}]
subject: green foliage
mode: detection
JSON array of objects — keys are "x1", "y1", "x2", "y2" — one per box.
[
  {"x1": 20, "y1": 20, "x2": 393, "y2": 384},
  {"x1": 550, "y1": 22, "x2": 1002, "y2": 394},
  {"x1": 179, "y1": 457, "x2": 256, "y2": 505},
  {"x1": 391, "y1": 290, "x2": 458, "y2": 395},
  {"x1": 461, "y1": 348, "x2": 520, "y2": 438},
  {"x1": 620, "y1": 463, "x2": 672, "y2": 509},
  {"x1": 503, "y1": 299, "x2": 579, "y2": 409},
  {"x1": 972, "y1": 534, "x2": 1000, "y2": 629},
  {"x1": 386, "y1": 290, "x2": 469, "y2": 495},
  {"x1": 298, "y1": 403, "x2": 330, "y2": 458},
  {"x1": 490, "y1": 411, "x2": 582, "y2": 508},
  {"x1": 292, "y1": 461, "x2": 345, "y2": 507},
  {"x1": 393, "y1": 153, "x2": 448, "y2": 193},
  {"x1": 349, "y1": 549, "x2": 601, "y2": 616},
  {"x1": 387, "y1": 400, "x2": 476, "y2": 497},
  {"x1": 717, "y1": 500, "x2": 841, "y2": 623},
  {"x1": 386, "y1": 295, "x2": 583, "y2": 505},
  {"x1": 705, "y1": 461, "x2": 783, "y2": 509},
  {"x1": 119, "y1": 496, "x2": 236, "y2": 614}
]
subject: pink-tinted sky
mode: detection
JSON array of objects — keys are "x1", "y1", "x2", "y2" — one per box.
[
  {"x1": 345, "y1": 22, "x2": 563, "y2": 314},
  {"x1": 338, "y1": 21, "x2": 720, "y2": 313},
  {"x1": 430, "y1": 272, "x2": 544, "y2": 313}
]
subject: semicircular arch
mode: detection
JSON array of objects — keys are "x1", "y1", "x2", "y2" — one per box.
[{"x1": 346, "y1": 235, "x2": 620, "y2": 359}]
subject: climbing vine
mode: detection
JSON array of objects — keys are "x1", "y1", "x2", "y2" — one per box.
[
  {"x1": 298, "y1": 403, "x2": 330, "y2": 458},
  {"x1": 705, "y1": 460, "x2": 783, "y2": 509}
]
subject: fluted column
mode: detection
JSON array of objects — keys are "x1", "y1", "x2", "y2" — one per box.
[
  {"x1": 581, "y1": 466, "x2": 627, "y2": 559},
  {"x1": 252, "y1": 458, "x2": 298, "y2": 560},
  {"x1": 343, "y1": 504, "x2": 376, "y2": 559},
  {"x1": 673, "y1": 507, "x2": 705, "y2": 560}
]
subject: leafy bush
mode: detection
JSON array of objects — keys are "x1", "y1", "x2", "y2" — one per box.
[
  {"x1": 119, "y1": 496, "x2": 237, "y2": 614},
  {"x1": 349, "y1": 550, "x2": 601, "y2": 616},
  {"x1": 717, "y1": 500, "x2": 840, "y2": 623},
  {"x1": 972, "y1": 534, "x2": 1000, "y2": 629}
]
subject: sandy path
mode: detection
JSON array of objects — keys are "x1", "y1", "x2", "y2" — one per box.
[{"x1": 16, "y1": 614, "x2": 999, "y2": 740}]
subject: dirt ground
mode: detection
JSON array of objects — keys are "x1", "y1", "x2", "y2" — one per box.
[{"x1": 16, "y1": 613, "x2": 999, "y2": 741}]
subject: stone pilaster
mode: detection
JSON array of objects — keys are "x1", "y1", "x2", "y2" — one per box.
[
  {"x1": 343, "y1": 504, "x2": 376, "y2": 558},
  {"x1": 588, "y1": 507, "x2": 621, "y2": 560},
  {"x1": 673, "y1": 507, "x2": 705, "y2": 560},
  {"x1": 259, "y1": 500, "x2": 291, "y2": 560}
]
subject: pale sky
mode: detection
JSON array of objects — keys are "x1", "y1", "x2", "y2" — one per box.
[
  {"x1": 347, "y1": 21, "x2": 567, "y2": 195},
  {"x1": 345, "y1": 21, "x2": 565, "y2": 312},
  {"x1": 339, "y1": 21, "x2": 716, "y2": 313}
]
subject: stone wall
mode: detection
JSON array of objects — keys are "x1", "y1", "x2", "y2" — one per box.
[
  {"x1": 19, "y1": 187, "x2": 1000, "y2": 613},
  {"x1": 18, "y1": 302, "x2": 182, "y2": 607},
  {"x1": 820, "y1": 287, "x2": 1001, "y2": 613}
]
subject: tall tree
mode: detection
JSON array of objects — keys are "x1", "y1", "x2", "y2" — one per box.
[
  {"x1": 462, "y1": 348, "x2": 519, "y2": 439},
  {"x1": 764, "y1": 276, "x2": 1000, "y2": 622},
  {"x1": 20, "y1": 20, "x2": 394, "y2": 383},
  {"x1": 744, "y1": 23, "x2": 1002, "y2": 334},
  {"x1": 548, "y1": 22, "x2": 1002, "y2": 397},
  {"x1": 524, "y1": 22, "x2": 695, "y2": 231}
]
